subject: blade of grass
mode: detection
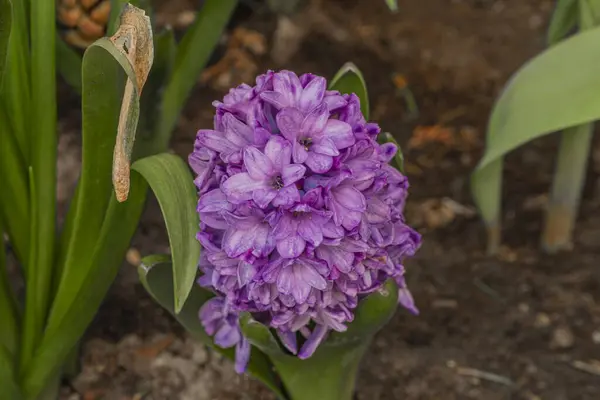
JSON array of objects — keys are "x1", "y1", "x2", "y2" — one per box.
[
  {"x1": 152, "y1": 0, "x2": 237, "y2": 154},
  {"x1": 0, "y1": 0, "x2": 11, "y2": 88},
  {"x1": 0, "y1": 344, "x2": 21, "y2": 400},
  {"x1": 1, "y1": 0, "x2": 30, "y2": 162},
  {"x1": 547, "y1": 0, "x2": 579, "y2": 45},
  {"x1": 28, "y1": 0, "x2": 57, "y2": 360},
  {"x1": 0, "y1": 106, "x2": 29, "y2": 266},
  {"x1": 131, "y1": 154, "x2": 200, "y2": 313},
  {"x1": 20, "y1": 167, "x2": 38, "y2": 374}
]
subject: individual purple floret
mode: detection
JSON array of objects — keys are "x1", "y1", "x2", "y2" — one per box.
[{"x1": 191, "y1": 70, "x2": 421, "y2": 372}]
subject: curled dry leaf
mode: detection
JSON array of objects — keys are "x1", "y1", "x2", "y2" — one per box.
[{"x1": 111, "y1": 4, "x2": 154, "y2": 202}]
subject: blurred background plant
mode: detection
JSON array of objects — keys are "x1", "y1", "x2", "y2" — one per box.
[
  {"x1": 471, "y1": 0, "x2": 600, "y2": 254},
  {"x1": 0, "y1": 0, "x2": 238, "y2": 398}
]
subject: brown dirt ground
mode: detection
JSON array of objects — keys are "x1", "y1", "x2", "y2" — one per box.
[{"x1": 58, "y1": 0, "x2": 600, "y2": 399}]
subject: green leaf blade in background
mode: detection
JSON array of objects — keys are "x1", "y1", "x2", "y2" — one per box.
[
  {"x1": 329, "y1": 62, "x2": 370, "y2": 119},
  {"x1": 29, "y1": 0, "x2": 58, "y2": 362},
  {"x1": 0, "y1": 0, "x2": 11, "y2": 88},
  {"x1": 385, "y1": 0, "x2": 398, "y2": 12},
  {"x1": 0, "y1": 344, "x2": 21, "y2": 400},
  {"x1": 56, "y1": 35, "x2": 83, "y2": 94},
  {"x1": 138, "y1": 256, "x2": 285, "y2": 398},
  {"x1": 131, "y1": 153, "x2": 200, "y2": 312},
  {"x1": 0, "y1": 217, "x2": 19, "y2": 358},
  {"x1": 1, "y1": 0, "x2": 31, "y2": 160},
  {"x1": 472, "y1": 26, "x2": 600, "y2": 236},
  {"x1": 154, "y1": 0, "x2": 238, "y2": 153},
  {"x1": 547, "y1": 0, "x2": 579, "y2": 45}
]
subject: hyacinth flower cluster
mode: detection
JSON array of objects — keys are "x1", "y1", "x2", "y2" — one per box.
[{"x1": 189, "y1": 70, "x2": 421, "y2": 373}]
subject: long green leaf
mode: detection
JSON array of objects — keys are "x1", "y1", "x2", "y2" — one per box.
[
  {"x1": 29, "y1": 0, "x2": 57, "y2": 364},
  {"x1": 20, "y1": 167, "x2": 39, "y2": 373},
  {"x1": 0, "y1": 0, "x2": 11, "y2": 89},
  {"x1": 329, "y1": 62, "x2": 370, "y2": 119},
  {"x1": 1, "y1": 0, "x2": 30, "y2": 161},
  {"x1": 131, "y1": 153, "x2": 200, "y2": 312},
  {"x1": 56, "y1": 35, "x2": 82, "y2": 94},
  {"x1": 154, "y1": 0, "x2": 237, "y2": 154},
  {"x1": 51, "y1": 36, "x2": 134, "y2": 335},
  {"x1": 24, "y1": 175, "x2": 148, "y2": 400},
  {"x1": 547, "y1": 0, "x2": 579, "y2": 45},
  {"x1": 472, "y1": 26, "x2": 600, "y2": 248},
  {"x1": 138, "y1": 256, "x2": 285, "y2": 398},
  {"x1": 0, "y1": 216, "x2": 19, "y2": 358},
  {"x1": 0, "y1": 105, "x2": 29, "y2": 266},
  {"x1": 0, "y1": 344, "x2": 21, "y2": 400}
]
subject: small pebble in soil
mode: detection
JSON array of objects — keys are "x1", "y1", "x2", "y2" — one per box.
[
  {"x1": 550, "y1": 326, "x2": 575, "y2": 349},
  {"x1": 534, "y1": 313, "x2": 551, "y2": 328},
  {"x1": 592, "y1": 330, "x2": 600, "y2": 344}
]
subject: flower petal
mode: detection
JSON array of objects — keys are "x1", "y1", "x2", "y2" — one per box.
[
  {"x1": 277, "y1": 234, "x2": 306, "y2": 258},
  {"x1": 223, "y1": 113, "x2": 253, "y2": 146},
  {"x1": 272, "y1": 185, "x2": 301, "y2": 207},
  {"x1": 197, "y1": 189, "x2": 233, "y2": 213},
  {"x1": 323, "y1": 120, "x2": 355, "y2": 149},
  {"x1": 265, "y1": 136, "x2": 292, "y2": 171},
  {"x1": 215, "y1": 323, "x2": 241, "y2": 348},
  {"x1": 311, "y1": 137, "x2": 340, "y2": 156},
  {"x1": 305, "y1": 152, "x2": 333, "y2": 173},
  {"x1": 276, "y1": 330, "x2": 298, "y2": 355},
  {"x1": 235, "y1": 338, "x2": 251, "y2": 373},
  {"x1": 260, "y1": 91, "x2": 289, "y2": 109},
  {"x1": 299, "y1": 76, "x2": 326, "y2": 112},
  {"x1": 292, "y1": 140, "x2": 309, "y2": 163},
  {"x1": 252, "y1": 188, "x2": 278, "y2": 209},
  {"x1": 276, "y1": 107, "x2": 304, "y2": 141},
  {"x1": 302, "y1": 103, "x2": 328, "y2": 135},
  {"x1": 296, "y1": 260, "x2": 327, "y2": 290},
  {"x1": 315, "y1": 245, "x2": 354, "y2": 273},
  {"x1": 196, "y1": 129, "x2": 234, "y2": 153},
  {"x1": 282, "y1": 164, "x2": 306, "y2": 186},
  {"x1": 244, "y1": 146, "x2": 274, "y2": 181},
  {"x1": 298, "y1": 324, "x2": 328, "y2": 359},
  {"x1": 298, "y1": 218, "x2": 324, "y2": 247},
  {"x1": 222, "y1": 173, "x2": 268, "y2": 203}
]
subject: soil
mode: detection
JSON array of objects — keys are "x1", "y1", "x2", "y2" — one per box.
[{"x1": 57, "y1": 0, "x2": 600, "y2": 399}]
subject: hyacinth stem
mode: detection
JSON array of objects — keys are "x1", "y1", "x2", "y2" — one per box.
[
  {"x1": 542, "y1": 123, "x2": 593, "y2": 253},
  {"x1": 271, "y1": 342, "x2": 369, "y2": 400}
]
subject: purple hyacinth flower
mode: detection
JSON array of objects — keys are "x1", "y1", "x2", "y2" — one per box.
[
  {"x1": 199, "y1": 298, "x2": 250, "y2": 373},
  {"x1": 277, "y1": 103, "x2": 354, "y2": 173},
  {"x1": 190, "y1": 70, "x2": 422, "y2": 373},
  {"x1": 222, "y1": 136, "x2": 306, "y2": 208}
]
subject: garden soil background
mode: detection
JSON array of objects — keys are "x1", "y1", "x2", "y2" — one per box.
[{"x1": 56, "y1": 0, "x2": 600, "y2": 399}]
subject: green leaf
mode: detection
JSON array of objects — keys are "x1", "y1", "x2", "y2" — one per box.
[
  {"x1": 239, "y1": 313, "x2": 284, "y2": 358},
  {"x1": 547, "y1": 0, "x2": 579, "y2": 45},
  {"x1": 384, "y1": 0, "x2": 398, "y2": 12},
  {"x1": 472, "y1": 26, "x2": 600, "y2": 233},
  {"x1": 378, "y1": 132, "x2": 405, "y2": 173},
  {"x1": 329, "y1": 62, "x2": 369, "y2": 119},
  {"x1": 56, "y1": 35, "x2": 82, "y2": 94},
  {"x1": 0, "y1": 344, "x2": 21, "y2": 400},
  {"x1": 138, "y1": 256, "x2": 285, "y2": 398},
  {"x1": 25, "y1": 175, "x2": 148, "y2": 400},
  {"x1": 131, "y1": 153, "x2": 200, "y2": 312},
  {"x1": 0, "y1": 105, "x2": 29, "y2": 266},
  {"x1": 579, "y1": 0, "x2": 600, "y2": 29},
  {"x1": 0, "y1": 0, "x2": 11, "y2": 89},
  {"x1": 29, "y1": 0, "x2": 58, "y2": 358},
  {"x1": 0, "y1": 216, "x2": 19, "y2": 358},
  {"x1": 51, "y1": 35, "x2": 136, "y2": 335},
  {"x1": 2, "y1": 0, "x2": 31, "y2": 162},
  {"x1": 268, "y1": 280, "x2": 399, "y2": 399},
  {"x1": 154, "y1": 0, "x2": 238, "y2": 154}
]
